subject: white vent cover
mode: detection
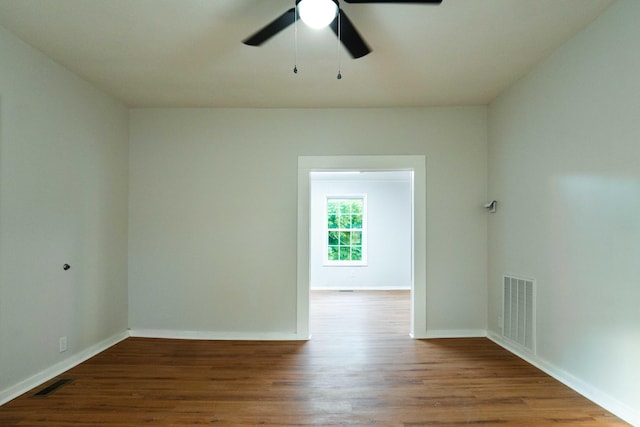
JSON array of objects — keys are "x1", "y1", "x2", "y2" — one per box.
[{"x1": 502, "y1": 275, "x2": 536, "y2": 353}]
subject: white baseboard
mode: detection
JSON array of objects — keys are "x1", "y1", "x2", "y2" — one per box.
[
  {"x1": 129, "y1": 329, "x2": 305, "y2": 341},
  {"x1": 487, "y1": 331, "x2": 639, "y2": 427},
  {"x1": 416, "y1": 329, "x2": 487, "y2": 339},
  {"x1": 0, "y1": 330, "x2": 129, "y2": 406}
]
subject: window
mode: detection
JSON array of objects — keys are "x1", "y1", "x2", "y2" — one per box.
[{"x1": 325, "y1": 196, "x2": 366, "y2": 266}]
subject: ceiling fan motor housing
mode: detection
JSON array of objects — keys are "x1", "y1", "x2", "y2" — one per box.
[{"x1": 296, "y1": 0, "x2": 340, "y2": 29}]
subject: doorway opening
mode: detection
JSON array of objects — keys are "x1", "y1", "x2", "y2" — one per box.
[
  {"x1": 308, "y1": 170, "x2": 412, "y2": 336},
  {"x1": 297, "y1": 156, "x2": 427, "y2": 339}
]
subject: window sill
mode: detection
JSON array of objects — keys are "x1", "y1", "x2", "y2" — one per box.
[{"x1": 323, "y1": 262, "x2": 368, "y2": 267}]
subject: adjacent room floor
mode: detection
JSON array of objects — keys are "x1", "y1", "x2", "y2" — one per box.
[{"x1": 0, "y1": 291, "x2": 627, "y2": 426}]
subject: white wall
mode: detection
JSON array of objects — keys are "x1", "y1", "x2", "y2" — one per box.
[
  {"x1": 0, "y1": 25, "x2": 129, "y2": 401},
  {"x1": 310, "y1": 172, "x2": 412, "y2": 290},
  {"x1": 129, "y1": 107, "x2": 488, "y2": 338},
  {"x1": 487, "y1": 0, "x2": 640, "y2": 424}
]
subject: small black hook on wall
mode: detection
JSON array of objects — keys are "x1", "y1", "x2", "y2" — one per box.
[{"x1": 63, "y1": 264, "x2": 71, "y2": 271}]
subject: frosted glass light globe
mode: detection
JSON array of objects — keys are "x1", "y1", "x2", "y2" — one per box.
[{"x1": 298, "y1": 0, "x2": 338, "y2": 29}]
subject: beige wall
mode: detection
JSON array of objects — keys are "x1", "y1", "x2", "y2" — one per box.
[
  {"x1": 0, "y1": 25, "x2": 129, "y2": 399},
  {"x1": 128, "y1": 107, "x2": 488, "y2": 337},
  {"x1": 488, "y1": 1, "x2": 640, "y2": 423}
]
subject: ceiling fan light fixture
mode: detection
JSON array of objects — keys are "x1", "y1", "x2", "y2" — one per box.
[{"x1": 298, "y1": 0, "x2": 338, "y2": 29}]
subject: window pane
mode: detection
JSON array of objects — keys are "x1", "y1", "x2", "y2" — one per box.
[
  {"x1": 326, "y1": 197, "x2": 365, "y2": 263},
  {"x1": 328, "y1": 231, "x2": 339, "y2": 246},
  {"x1": 339, "y1": 232, "x2": 351, "y2": 245}
]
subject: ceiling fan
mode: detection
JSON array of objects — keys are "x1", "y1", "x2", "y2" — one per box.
[{"x1": 243, "y1": 0, "x2": 443, "y2": 59}]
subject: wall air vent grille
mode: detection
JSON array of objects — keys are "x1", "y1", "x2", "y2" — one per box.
[{"x1": 502, "y1": 275, "x2": 536, "y2": 354}]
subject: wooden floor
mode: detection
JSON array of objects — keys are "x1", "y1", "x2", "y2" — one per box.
[{"x1": 0, "y1": 291, "x2": 628, "y2": 426}]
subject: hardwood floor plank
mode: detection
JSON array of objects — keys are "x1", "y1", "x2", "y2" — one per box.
[{"x1": 0, "y1": 291, "x2": 628, "y2": 426}]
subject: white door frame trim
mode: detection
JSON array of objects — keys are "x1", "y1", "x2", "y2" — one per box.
[{"x1": 297, "y1": 155, "x2": 427, "y2": 339}]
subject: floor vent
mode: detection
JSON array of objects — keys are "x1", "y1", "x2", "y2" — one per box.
[
  {"x1": 33, "y1": 378, "x2": 73, "y2": 397},
  {"x1": 502, "y1": 275, "x2": 536, "y2": 354}
]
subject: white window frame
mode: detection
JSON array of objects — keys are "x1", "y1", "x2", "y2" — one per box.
[{"x1": 323, "y1": 194, "x2": 368, "y2": 267}]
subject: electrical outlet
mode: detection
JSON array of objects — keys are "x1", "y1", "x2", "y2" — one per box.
[{"x1": 59, "y1": 336, "x2": 68, "y2": 353}]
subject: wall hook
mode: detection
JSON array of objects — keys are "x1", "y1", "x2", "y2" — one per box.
[
  {"x1": 484, "y1": 200, "x2": 497, "y2": 213},
  {"x1": 63, "y1": 264, "x2": 71, "y2": 271}
]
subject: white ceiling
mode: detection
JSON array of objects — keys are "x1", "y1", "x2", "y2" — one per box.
[{"x1": 0, "y1": 0, "x2": 613, "y2": 108}]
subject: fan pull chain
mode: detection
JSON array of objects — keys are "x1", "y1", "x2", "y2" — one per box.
[
  {"x1": 293, "y1": 2, "x2": 299, "y2": 74},
  {"x1": 336, "y1": 11, "x2": 342, "y2": 80}
]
